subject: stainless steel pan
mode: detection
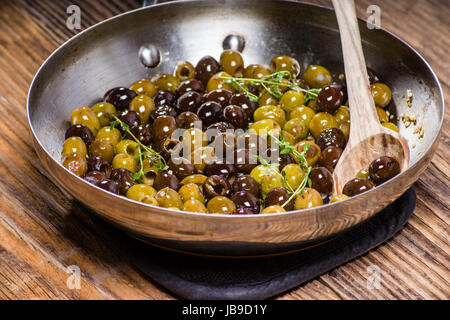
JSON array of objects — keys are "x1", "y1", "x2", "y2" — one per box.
[{"x1": 27, "y1": 0, "x2": 444, "y2": 257}]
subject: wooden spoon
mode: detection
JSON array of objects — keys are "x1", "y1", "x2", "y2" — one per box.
[{"x1": 331, "y1": 0, "x2": 410, "y2": 194}]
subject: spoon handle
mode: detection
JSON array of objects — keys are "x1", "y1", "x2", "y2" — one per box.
[{"x1": 332, "y1": 0, "x2": 382, "y2": 146}]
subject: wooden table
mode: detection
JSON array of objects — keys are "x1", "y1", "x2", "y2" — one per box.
[{"x1": 0, "y1": 0, "x2": 448, "y2": 300}]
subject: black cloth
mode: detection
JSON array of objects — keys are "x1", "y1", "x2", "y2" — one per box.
[{"x1": 129, "y1": 189, "x2": 416, "y2": 300}]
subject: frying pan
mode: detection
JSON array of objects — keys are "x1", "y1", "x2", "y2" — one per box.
[{"x1": 27, "y1": 0, "x2": 444, "y2": 257}]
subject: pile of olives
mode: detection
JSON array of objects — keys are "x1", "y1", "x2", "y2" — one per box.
[{"x1": 61, "y1": 50, "x2": 400, "y2": 214}]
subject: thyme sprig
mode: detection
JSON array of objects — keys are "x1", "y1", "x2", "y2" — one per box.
[
  {"x1": 219, "y1": 71, "x2": 321, "y2": 103},
  {"x1": 110, "y1": 116, "x2": 168, "y2": 182},
  {"x1": 254, "y1": 154, "x2": 294, "y2": 193}
]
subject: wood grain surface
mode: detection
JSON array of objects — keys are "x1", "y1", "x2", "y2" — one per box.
[{"x1": 0, "y1": 0, "x2": 448, "y2": 300}]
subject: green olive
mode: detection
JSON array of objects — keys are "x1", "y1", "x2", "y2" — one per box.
[
  {"x1": 376, "y1": 107, "x2": 389, "y2": 123},
  {"x1": 339, "y1": 122, "x2": 350, "y2": 141},
  {"x1": 329, "y1": 194, "x2": 349, "y2": 203},
  {"x1": 294, "y1": 188, "x2": 323, "y2": 209},
  {"x1": 130, "y1": 79, "x2": 158, "y2": 97},
  {"x1": 180, "y1": 174, "x2": 208, "y2": 186},
  {"x1": 151, "y1": 73, "x2": 180, "y2": 93},
  {"x1": 183, "y1": 199, "x2": 208, "y2": 213},
  {"x1": 155, "y1": 187, "x2": 183, "y2": 209},
  {"x1": 309, "y1": 112, "x2": 339, "y2": 138},
  {"x1": 71, "y1": 106, "x2": 101, "y2": 135},
  {"x1": 207, "y1": 196, "x2": 236, "y2": 214},
  {"x1": 307, "y1": 99, "x2": 320, "y2": 112},
  {"x1": 129, "y1": 95, "x2": 155, "y2": 124},
  {"x1": 253, "y1": 105, "x2": 286, "y2": 127},
  {"x1": 258, "y1": 90, "x2": 279, "y2": 107},
  {"x1": 261, "y1": 171, "x2": 284, "y2": 198},
  {"x1": 371, "y1": 83, "x2": 392, "y2": 107},
  {"x1": 62, "y1": 152, "x2": 87, "y2": 177},
  {"x1": 112, "y1": 153, "x2": 137, "y2": 172},
  {"x1": 115, "y1": 139, "x2": 139, "y2": 158},
  {"x1": 91, "y1": 102, "x2": 116, "y2": 127},
  {"x1": 302, "y1": 65, "x2": 332, "y2": 88},
  {"x1": 62, "y1": 136, "x2": 87, "y2": 157},
  {"x1": 270, "y1": 56, "x2": 300, "y2": 78},
  {"x1": 280, "y1": 90, "x2": 305, "y2": 114},
  {"x1": 243, "y1": 64, "x2": 271, "y2": 79},
  {"x1": 96, "y1": 127, "x2": 122, "y2": 147},
  {"x1": 288, "y1": 106, "x2": 315, "y2": 124},
  {"x1": 126, "y1": 184, "x2": 158, "y2": 204},
  {"x1": 250, "y1": 165, "x2": 273, "y2": 185},
  {"x1": 249, "y1": 119, "x2": 281, "y2": 139},
  {"x1": 293, "y1": 141, "x2": 321, "y2": 166},
  {"x1": 382, "y1": 122, "x2": 399, "y2": 132},
  {"x1": 89, "y1": 138, "x2": 115, "y2": 163},
  {"x1": 206, "y1": 71, "x2": 234, "y2": 92},
  {"x1": 281, "y1": 164, "x2": 305, "y2": 190},
  {"x1": 179, "y1": 183, "x2": 205, "y2": 203},
  {"x1": 174, "y1": 61, "x2": 196, "y2": 82},
  {"x1": 261, "y1": 205, "x2": 286, "y2": 214},
  {"x1": 334, "y1": 106, "x2": 350, "y2": 125},
  {"x1": 356, "y1": 168, "x2": 370, "y2": 179},
  {"x1": 283, "y1": 118, "x2": 309, "y2": 142},
  {"x1": 220, "y1": 50, "x2": 244, "y2": 77}
]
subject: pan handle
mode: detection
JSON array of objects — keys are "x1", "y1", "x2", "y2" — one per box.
[{"x1": 142, "y1": 0, "x2": 173, "y2": 6}]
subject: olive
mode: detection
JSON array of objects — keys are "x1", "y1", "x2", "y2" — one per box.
[
  {"x1": 195, "y1": 55, "x2": 221, "y2": 85},
  {"x1": 329, "y1": 83, "x2": 348, "y2": 105},
  {"x1": 343, "y1": 178, "x2": 375, "y2": 197},
  {"x1": 288, "y1": 106, "x2": 315, "y2": 125},
  {"x1": 223, "y1": 105, "x2": 248, "y2": 129},
  {"x1": 204, "y1": 160, "x2": 234, "y2": 178},
  {"x1": 243, "y1": 64, "x2": 271, "y2": 79},
  {"x1": 376, "y1": 107, "x2": 389, "y2": 123},
  {"x1": 316, "y1": 128, "x2": 346, "y2": 150},
  {"x1": 62, "y1": 153, "x2": 87, "y2": 177},
  {"x1": 264, "y1": 148, "x2": 294, "y2": 170},
  {"x1": 87, "y1": 156, "x2": 112, "y2": 178},
  {"x1": 176, "y1": 79, "x2": 204, "y2": 96},
  {"x1": 329, "y1": 194, "x2": 350, "y2": 203},
  {"x1": 153, "y1": 90, "x2": 177, "y2": 109},
  {"x1": 84, "y1": 171, "x2": 106, "y2": 186},
  {"x1": 140, "y1": 159, "x2": 159, "y2": 186},
  {"x1": 369, "y1": 156, "x2": 401, "y2": 185},
  {"x1": 260, "y1": 170, "x2": 284, "y2": 198},
  {"x1": 117, "y1": 110, "x2": 140, "y2": 132},
  {"x1": 190, "y1": 146, "x2": 216, "y2": 172},
  {"x1": 207, "y1": 72, "x2": 235, "y2": 94},
  {"x1": 229, "y1": 93, "x2": 258, "y2": 121},
  {"x1": 371, "y1": 83, "x2": 392, "y2": 107},
  {"x1": 177, "y1": 91, "x2": 203, "y2": 113},
  {"x1": 270, "y1": 56, "x2": 300, "y2": 77},
  {"x1": 316, "y1": 86, "x2": 344, "y2": 114},
  {"x1": 91, "y1": 102, "x2": 116, "y2": 127},
  {"x1": 309, "y1": 167, "x2": 333, "y2": 195},
  {"x1": 258, "y1": 90, "x2": 279, "y2": 107},
  {"x1": 127, "y1": 125, "x2": 152, "y2": 146},
  {"x1": 356, "y1": 168, "x2": 370, "y2": 179},
  {"x1": 250, "y1": 164, "x2": 272, "y2": 185},
  {"x1": 181, "y1": 128, "x2": 207, "y2": 156},
  {"x1": 231, "y1": 191, "x2": 261, "y2": 214},
  {"x1": 183, "y1": 199, "x2": 208, "y2": 213},
  {"x1": 204, "y1": 89, "x2": 233, "y2": 108},
  {"x1": 309, "y1": 112, "x2": 339, "y2": 139},
  {"x1": 236, "y1": 132, "x2": 266, "y2": 154},
  {"x1": 280, "y1": 90, "x2": 305, "y2": 114},
  {"x1": 129, "y1": 79, "x2": 158, "y2": 97},
  {"x1": 206, "y1": 122, "x2": 235, "y2": 143},
  {"x1": 168, "y1": 157, "x2": 196, "y2": 181},
  {"x1": 334, "y1": 106, "x2": 350, "y2": 125},
  {"x1": 207, "y1": 196, "x2": 236, "y2": 214},
  {"x1": 155, "y1": 187, "x2": 183, "y2": 209},
  {"x1": 174, "y1": 61, "x2": 196, "y2": 82},
  {"x1": 367, "y1": 67, "x2": 380, "y2": 84},
  {"x1": 202, "y1": 175, "x2": 231, "y2": 198},
  {"x1": 197, "y1": 101, "x2": 224, "y2": 127},
  {"x1": 295, "y1": 79, "x2": 310, "y2": 90},
  {"x1": 381, "y1": 122, "x2": 399, "y2": 132},
  {"x1": 265, "y1": 187, "x2": 293, "y2": 211},
  {"x1": 115, "y1": 139, "x2": 139, "y2": 158},
  {"x1": 294, "y1": 188, "x2": 323, "y2": 209},
  {"x1": 232, "y1": 208, "x2": 255, "y2": 215},
  {"x1": 232, "y1": 148, "x2": 257, "y2": 174},
  {"x1": 129, "y1": 95, "x2": 155, "y2": 124},
  {"x1": 292, "y1": 141, "x2": 321, "y2": 166},
  {"x1": 89, "y1": 138, "x2": 115, "y2": 163},
  {"x1": 254, "y1": 105, "x2": 286, "y2": 127},
  {"x1": 307, "y1": 99, "x2": 320, "y2": 113},
  {"x1": 97, "y1": 179, "x2": 119, "y2": 194},
  {"x1": 339, "y1": 122, "x2": 350, "y2": 141},
  {"x1": 232, "y1": 175, "x2": 259, "y2": 197},
  {"x1": 65, "y1": 124, "x2": 94, "y2": 147},
  {"x1": 281, "y1": 164, "x2": 305, "y2": 190},
  {"x1": 283, "y1": 118, "x2": 309, "y2": 142},
  {"x1": 110, "y1": 168, "x2": 137, "y2": 195},
  {"x1": 149, "y1": 105, "x2": 178, "y2": 123},
  {"x1": 319, "y1": 146, "x2": 343, "y2": 172},
  {"x1": 96, "y1": 127, "x2": 122, "y2": 147},
  {"x1": 249, "y1": 119, "x2": 281, "y2": 139},
  {"x1": 151, "y1": 116, "x2": 177, "y2": 144},
  {"x1": 154, "y1": 171, "x2": 179, "y2": 191},
  {"x1": 71, "y1": 106, "x2": 101, "y2": 136},
  {"x1": 261, "y1": 205, "x2": 286, "y2": 214},
  {"x1": 62, "y1": 136, "x2": 87, "y2": 157},
  {"x1": 176, "y1": 112, "x2": 202, "y2": 129},
  {"x1": 151, "y1": 73, "x2": 180, "y2": 93},
  {"x1": 112, "y1": 153, "x2": 137, "y2": 172},
  {"x1": 178, "y1": 183, "x2": 205, "y2": 203},
  {"x1": 220, "y1": 50, "x2": 244, "y2": 76},
  {"x1": 180, "y1": 174, "x2": 208, "y2": 186},
  {"x1": 302, "y1": 65, "x2": 332, "y2": 88},
  {"x1": 126, "y1": 184, "x2": 157, "y2": 204},
  {"x1": 104, "y1": 87, "x2": 137, "y2": 111}
]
